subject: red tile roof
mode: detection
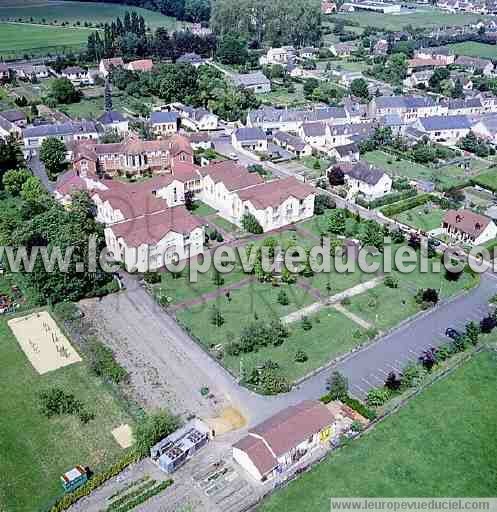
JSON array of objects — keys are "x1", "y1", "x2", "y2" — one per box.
[
  {"x1": 237, "y1": 177, "x2": 315, "y2": 210},
  {"x1": 200, "y1": 160, "x2": 263, "y2": 191},
  {"x1": 55, "y1": 170, "x2": 87, "y2": 196},
  {"x1": 110, "y1": 206, "x2": 203, "y2": 247},
  {"x1": 251, "y1": 401, "x2": 334, "y2": 457},
  {"x1": 408, "y1": 58, "x2": 446, "y2": 69},
  {"x1": 443, "y1": 209, "x2": 492, "y2": 238},
  {"x1": 127, "y1": 59, "x2": 153, "y2": 72},
  {"x1": 101, "y1": 57, "x2": 124, "y2": 71},
  {"x1": 233, "y1": 435, "x2": 278, "y2": 477}
]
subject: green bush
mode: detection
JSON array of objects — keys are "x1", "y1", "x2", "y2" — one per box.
[
  {"x1": 88, "y1": 340, "x2": 128, "y2": 384},
  {"x1": 342, "y1": 395, "x2": 377, "y2": 420},
  {"x1": 134, "y1": 410, "x2": 180, "y2": 458},
  {"x1": 143, "y1": 272, "x2": 161, "y2": 285},
  {"x1": 366, "y1": 387, "x2": 391, "y2": 407},
  {"x1": 53, "y1": 301, "x2": 80, "y2": 321},
  {"x1": 38, "y1": 387, "x2": 83, "y2": 418},
  {"x1": 241, "y1": 213, "x2": 263, "y2": 234},
  {"x1": 380, "y1": 193, "x2": 434, "y2": 217}
]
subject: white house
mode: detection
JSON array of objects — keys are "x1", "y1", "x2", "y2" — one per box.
[
  {"x1": 231, "y1": 127, "x2": 268, "y2": 153},
  {"x1": 60, "y1": 66, "x2": 93, "y2": 85},
  {"x1": 330, "y1": 142, "x2": 359, "y2": 163},
  {"x1": 299, "y1": 122, "x2": 327, "y2": 147},
  {"x1": 442, "y1": 209, "x2": 497, "y2": 245},
  {"x1": 150, "y1": 111, "x2": 179, "y2": 137},
  {"x1": 272, "y1": 131, "x2": 312, "y2": 157},
  {"x1": 336, "y1": 161, "x2": 392, "y2": 201},
  {"x1": 413, "y1": 115, "x2": 472, "y2": 144},
  {"x1": 170, "y1": 103, "x2": 219, "y2": 131},
  {"x1": 235, "y1": 177, "x2": 315, "y2": 232},
  {"x1": 97, "y1": 111, "x2": 129, "y2": 134},
  {"x1": 105, "y1": 207, "x2": 204, "y2": 272},
  {"x1": 231, "y1": 72, "x2": 271, "y2": 93},
  {"x1": 259, "y1": 46, "x2": 295, "y2": 66},
  {"x1": 473, "y1": 116, "x2": 497, "y2": 144},
  {"x1": 233, "y1": 401, "x2": 335, "y2": 482}
]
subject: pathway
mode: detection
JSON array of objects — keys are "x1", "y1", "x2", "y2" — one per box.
[
  {"x1": 281, "y1": 276, "x2": 383, "y2": 324},
  {"x1": 333, "y1": 303, "x2": 373, "y2": 329}
]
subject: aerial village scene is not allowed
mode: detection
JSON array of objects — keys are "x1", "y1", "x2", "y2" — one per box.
[{"x1": 0, "y1": 0, "x2": 497, "y2": 510}]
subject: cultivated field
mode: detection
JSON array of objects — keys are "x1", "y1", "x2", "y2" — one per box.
[
  {"x1": 0, "y1": 0, "x2": 183, "y2": 29},
  {"x1": 261, "y1": 350, "x2": 497, "y2": 511},
  {"x1": 393, "y1": 203, "x2": 447, "y2": 233},
  {"x1": 330, "y1": 8, "x2": 490, "y2": 30},
  {"x1": 0, "y1": 312, "x2": 134, "y2": 511},
  {"x1": 446, "y1": 41, "x2": 497, "y2": 59},
  {"x1": 0, "y1": 21, "x2": 93, "y2": 58}
]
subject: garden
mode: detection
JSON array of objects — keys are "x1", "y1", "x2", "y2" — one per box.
[{"x1": 393, "y1": 203, "x2": 447, "y2": 233}]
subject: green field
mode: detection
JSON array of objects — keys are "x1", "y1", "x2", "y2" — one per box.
[
  {"x1": 261, "y1": 350, "x2": 497, "y2": 511},
  {"x1": 472, "y1": 168, "x2": 497, "y2": 193},
  {"x1": 330, "y1": 8, "x2": 490, "y2": 31},
  {"x1": 0, "y1": 1, "x2": 183, "y2": 29},
  {"x1": 363, "y1": 150, "x2": 486, "y2": 190},
  {"x1": 0, "y1": 312, "x2": 133, "y2": 512},
  {"x1": 445, "y1": 41, "x2": 497, "y2": 59},
  {"x1": 394, "y1": 204, "x2": 447, "y2": 233},
  {"x1": 0, "y1": 21, "x2": 94, "y2": 58}
]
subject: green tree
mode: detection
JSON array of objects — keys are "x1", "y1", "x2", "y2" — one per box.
[
  {"x1": 39, "y1": 137, "x2": 67, "y2": 180},
  {"x1": 48, "y1": 77, "x2": 82, "y2": 104},
  {"x1": 242, "y1": 213, "x2": 263, "y2": 234},
  {"x1": 327, "y1": 209, "x2": 346, "y2": 235},
  {"x1": 350, "y1": 78, "x2": 369, "y2": 99},
  {"x1": 3, "y1": 168, "x2": 31, "y2": 196},
  {"x1": 361, "y1": 220, "x2": 384, "y2": 250},
  {"x1": 210, "y1": 305, "x2": 225, "y2": 326},
  {"x1": 326, "y1": 370, "x2": 348, "y2": 400},
  {"x1": 277, "y1": 288, "x2": 289, "y2": 306},
  {"x1": 134, "y1": 410, "x2": 180, "y2": 457},
  {"x1": 0, "y1": 134, "x2": 24, "y2": 183},
  {"x1": 216, "y1": 33, "x2": 249, "y2": 65}
]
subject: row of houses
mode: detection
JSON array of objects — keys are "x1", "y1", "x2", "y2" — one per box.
[{"x1": 54, "y1": 134, "x2": 315, "y2": 271}]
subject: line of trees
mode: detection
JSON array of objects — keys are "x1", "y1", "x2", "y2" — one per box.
[{"x1": 86, "y1": 14, "x2": 216, "y2": 61}]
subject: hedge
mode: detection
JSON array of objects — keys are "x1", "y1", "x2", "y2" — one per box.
[
  {"x1": 356, "y1": 188, "x2": 417, "y2": 210},
  {"x1": 111, "y1": 480, "x2": 173, "y2": 512},
  {"x1": 380, "y1": 193, "x2": 435, "y2": 217},
  {"x1": 49, "y1": 451, "x2": 139, "y2": 512},
  {"x1": 320, "y1": 393, "x2": 377, "y2": 420}
]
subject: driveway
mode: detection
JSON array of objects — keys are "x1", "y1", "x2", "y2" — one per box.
[{"x1": 26, "y1": 152, "x2": 54, "y2": 192}]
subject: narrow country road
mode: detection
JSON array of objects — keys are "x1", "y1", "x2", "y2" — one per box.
[{"x1": 109, "y1": 272, "x2": 496, "y2": 427}]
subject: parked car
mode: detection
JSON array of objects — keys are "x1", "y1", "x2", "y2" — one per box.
[
  {"x1": 229, "y1": 152, "x2": 238, "y2": 160},
  {"x1": 445, "y1": 327, "x2": 461, "y2": 340}
]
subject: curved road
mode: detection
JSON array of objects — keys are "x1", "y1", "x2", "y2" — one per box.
[{"x1": 118, "y1": 272, "x2": 496, "y2": 426}]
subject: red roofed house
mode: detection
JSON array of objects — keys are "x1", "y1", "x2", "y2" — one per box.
[
  {"x1": 233, "y1": 401, "x2": 335, "y2": 482},
  {"x1": 72, "y1": 134, "x2": 194, "y2": 178},
  {"x1": 99, "y1": 57, "x2": 125, "y2": 77},
  {"x1": 126, "y1": 59, "x2": 154, "y2": 72},
  {"x1": 105, "y1": 206, "x2": 205, "y2": 272},
  {"x1": 199, "y1": 161, "x2": 315, "y2": 231},
  {"x1": 442, "y1": 209, "x2": 497, "y2": 245}
]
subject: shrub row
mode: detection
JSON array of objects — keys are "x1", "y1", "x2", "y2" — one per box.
[
  {"x1": 49, "y1": 451, "x2": 139, "y2": 512},
  {"x1": 110, "y1": 480, "x2": 173, "y2": 512},
  {"x1": 320, "y1": 392, "x2": 376, "y2": 420},
  {"x1": 380, "y1": 193, "x2": 435, "y2": 217},
  {"x1": 356, "y1": 188, "x2": 417, "y2": 210},
  {"x1": 107, "y1": 479, "x2": 158, "y2": 511}
]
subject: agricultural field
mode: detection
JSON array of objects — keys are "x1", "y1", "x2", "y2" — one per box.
[
  {"x1": 363, "y1": 150, "x2": 488, "y2": 190},
  {"x1": 445, "y1": 41, "x2": 497, "y2": 59},
  {"x1": 0, "y1": 310, "x2": 134, "y2": 511},
  {"x1": 0, "y1": 0, "x2": 183, "y2": 29},
  {"x1": 261, "y1": 350, "x2": 497, "y2": 511},
  {"x1": 0, "y1": 21, "x2": 93, "y2": 58},
  {"x1": 329, "y1": 8, "x2": 490, "y2": 31}
]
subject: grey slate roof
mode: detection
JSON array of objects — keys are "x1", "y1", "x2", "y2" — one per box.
[
  {"x1": 231, "y1": 72, "x2": 270, "y2": 88},
  {"x1": 335, "y1": 143, "x2": 359, "y2": 157},
  {"x1": 375, "y1": 95, "x2": 436, "y2": 110},
  {"x1": 248, "y1": 106, "x2": 346, "y2": 125},
  {"x1": 177, "y1": 53, "x2": 204, "y2": 64},
  {"x1": 0, "y1": 110, "x2": 26, "y2": 123},
  {"x1": 446, "y1": 98, "x2": 483, "y2": 110},
  {"x1": 234, "y1": 127, "x2": 267, "y2": 141},
  {"x1": 150, "y1": 111, "x2": 179, "y2": 124},
  {"x1": 418, "y1": 115, "x2": 472, "y2": 131},
  {"x1": 0, "y1": 115, "x2": 14, "y2": 133},
  {"x1": 97, "y1": 111, "x2": 126, "y2": 124},
  {"x1": 455, "y1": 56, "x2": 493, "y2": 70},
  {"x1": 342, "y1": 161, "x2": 386, "y2": 185},
  {"x1": 23, "y1": 121, "x2": 98, "y2": 138},
  {"x1": 302, "y1": 122, "x2": 326, "y2": 137},
  {"x1": 273, "y1": 131, "x2": 306, "y2": 151}
]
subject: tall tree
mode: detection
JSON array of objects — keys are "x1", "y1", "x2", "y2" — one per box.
[{"x1": 39, "y1": 137, "x2": 67, "y2": 180}]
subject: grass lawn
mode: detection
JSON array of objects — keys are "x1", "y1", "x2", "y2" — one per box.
[
  {"x1": 0, "y1": 1, "x2": 183, "y2": 29},
  {"x1": 445, "y1": 41, "x2": 497, "y2": 60},
  {"x1": 192, "y1": 201, "x2": 218, "y2": 217},
  {"x1": 471, "y1": 168, "x2": 497, "y2": 193},
  {"x1": 330, "y1": 9, "x2": 490, "y2": 30},
  {"x1": 394, "y1": 204, "x2": 447, "y2": 233},
  {"x1": 209, "y1": 214, "x2": 240, "y2": 233},
  {"x1": 176, "y1": 284, "x2": 367, "y2": 382},
  {"x1": 0, "y1": 314, "x2": 133, "y2": 512},
  {"x1": 363, "y1": 150, "x2": 480, "y2": 190},
  {"x1": 0, "y1": 21, "x2": 94, "y2": 58},
  {"x1": 345, "y1": 262, "x2": 477, "y2": 331},
  {"x1": 261, "y1": 350, "x2": 497, "y2": 511},
  {"x1": 259, "y1": 83, "x2": 307, "y2": 107}
]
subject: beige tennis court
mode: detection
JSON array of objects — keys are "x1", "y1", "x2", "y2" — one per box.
[{"x1": 8, "y1": 311, "x2": 81, "y2": 374}]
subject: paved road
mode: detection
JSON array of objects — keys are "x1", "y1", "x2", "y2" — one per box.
[
  {"x1": 114, "y1": 271, "x2": 496, "y2": 427},
  {"x1": 26, "y1": 152, "x2": 55, "y2": 192}
]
